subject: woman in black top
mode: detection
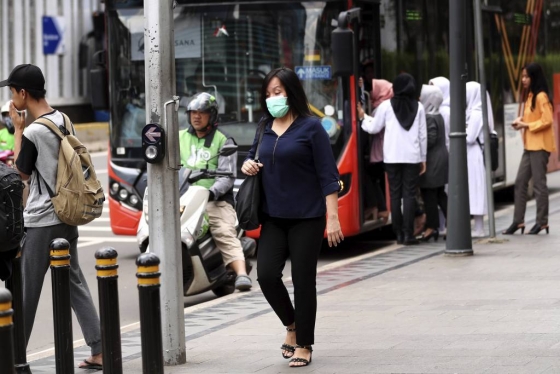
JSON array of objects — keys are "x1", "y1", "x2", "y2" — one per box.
[
  {"x1": 242, "y1": 67, "x2": 343, "y2": 368},
  {"x1": 418, "y1": 84, "x2": 448, "y2": 241}
]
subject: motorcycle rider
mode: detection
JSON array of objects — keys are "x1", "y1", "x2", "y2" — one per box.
[
  {"x1": 0, "y1": 101, "x2": 15, "y2": 151},
  {"x1": 179, "y1": 92, "x2": 252, "y2": 291}
]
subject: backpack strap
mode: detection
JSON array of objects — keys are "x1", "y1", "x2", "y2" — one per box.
[
  {"x1": 34, "y1": 112, "x2": 75, "y2": 138},
  {"x1": 34, "y1": 117, "x2": 64, "y2": 139}
]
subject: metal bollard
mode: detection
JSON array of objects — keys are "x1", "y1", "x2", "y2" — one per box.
[
  {"x1": 95, "y1": 247, "x2": 122, "y2": 374},
  {"x1": 136, "y1": 253, "x2": 164, "y2": 374},
  {"x1": 50, "y1": 238, "x2": 74, "y2": 374},
  {"x1": 5, "y1": 252, "x2": 31, "y2": 373},
  {"x1": 0, "y1": 288, "x2": 15, "y2": 373}
]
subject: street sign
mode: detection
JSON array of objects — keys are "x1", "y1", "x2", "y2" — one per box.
[
  {"x1": 142, "y1": 124, "x2": 163, "y2": 144},
  {"x1": 142, "y1": 124, "x2": 165, "y2": 163},
  {"x1": 295, "y1": 66, "x2": 332, "y2": 80},
  {"x1": 42, "y1": 16, "x2": 65, "y2": 55}
]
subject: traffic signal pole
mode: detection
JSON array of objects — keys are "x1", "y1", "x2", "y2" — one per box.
[
  {"x1": 445, "y1": 0, "x2": 473, "y2": 256},
  {"x1": 144, "y1": 0, "x2": 186, "y2": 365}
]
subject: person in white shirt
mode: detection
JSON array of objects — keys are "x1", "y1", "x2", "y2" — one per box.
[{"x1": 362, "y1": 73, "x2": 427, "y2": 245}]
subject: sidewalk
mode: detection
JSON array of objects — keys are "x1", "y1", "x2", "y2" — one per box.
[{"x1": 30, "y1": 178, "x2": 560, "y2": 373}]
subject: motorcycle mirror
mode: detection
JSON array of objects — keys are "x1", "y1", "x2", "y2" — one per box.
[
  {"x1": 219, "y1": 144, "x2": 238, "y2": 157},
  {"x1": 204, "y1": 143, "x2": 238, "y2": 169}
]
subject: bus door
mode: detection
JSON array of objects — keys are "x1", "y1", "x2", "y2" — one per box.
[
  {"x1": 356, "y1": 1, "x2": 387, "y2": 229},
  {"x1": 333, "y1": 3, "x2": 386, "y2": 233}
]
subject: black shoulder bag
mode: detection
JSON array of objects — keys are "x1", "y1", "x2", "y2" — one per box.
[{"x1": 235, "y1": 124, "x2": 265, "y2": 231}]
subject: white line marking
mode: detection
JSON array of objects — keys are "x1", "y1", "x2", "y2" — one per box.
[
  {"x1": 77, "y1": 240, "x2": 104, "y2": 249},
  {"x1": 78, "y1": 226, "x2": 112, "y2": 232},
  {"x1": 78, "y1": 237, "x2": 137, "y2": 242}
]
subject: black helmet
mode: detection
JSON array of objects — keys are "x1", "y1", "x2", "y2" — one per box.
[{"x1": 186, "y1": 92, "x2": 219, "y2": 126}]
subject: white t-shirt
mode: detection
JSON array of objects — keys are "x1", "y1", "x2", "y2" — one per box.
[{"x1": 361, "y1": 100, "x2": 427, "y2": 164}]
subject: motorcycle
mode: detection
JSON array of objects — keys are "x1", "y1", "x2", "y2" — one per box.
[{"x1": 137, "y1": 144, "x2": 256, "y2": 297}]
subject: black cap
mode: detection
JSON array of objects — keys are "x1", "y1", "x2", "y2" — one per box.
[{"x1": 0, "y1": 64, "x2": 45, "y2": 91}]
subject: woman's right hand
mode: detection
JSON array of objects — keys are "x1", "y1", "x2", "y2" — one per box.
[{"x1": 241, "y1": 160, "x2": 263, "y2": 176}]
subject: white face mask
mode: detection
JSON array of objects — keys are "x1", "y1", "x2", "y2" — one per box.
[{"x1": 266, "y1": 96, "x2": 289, "y2": 118}]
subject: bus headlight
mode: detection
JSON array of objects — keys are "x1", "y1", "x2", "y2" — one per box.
[
  {"x1": 108, "y1": 177, "x2": 143, "y2": 211},
  {"x1": 118, "y1": 188, "x2": 129, "y2": 200},
  {"x1": 129, "y1": 194, "x2": 139, "y2": 206}
]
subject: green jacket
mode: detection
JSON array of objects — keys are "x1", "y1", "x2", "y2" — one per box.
[{"x1": 178, "y1": 126, "x2": 236, "y2": 205}]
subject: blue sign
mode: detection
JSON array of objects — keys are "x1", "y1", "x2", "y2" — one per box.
[
  {"x1": 295, "y1": 66, "x2": 332, "y2": 80},
  {"x1": 43, "y1": 16, "x2": 64, "y2": 55}
]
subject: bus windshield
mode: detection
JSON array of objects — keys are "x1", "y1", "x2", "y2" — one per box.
[{"x1": 107, "y1": 1, "x2": 346, "y2": 158}]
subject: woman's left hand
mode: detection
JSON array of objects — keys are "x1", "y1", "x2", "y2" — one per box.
[{"x1": 327, "y1": 216, "x2": 344, "y2": 247}]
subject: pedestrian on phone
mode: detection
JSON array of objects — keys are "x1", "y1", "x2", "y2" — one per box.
[
  {"x1": 241, "y1": 67, "x2": 343, "y2": 368},
  {"x1": 503, "y1": 62, "x2": 555, "y2": 235}
]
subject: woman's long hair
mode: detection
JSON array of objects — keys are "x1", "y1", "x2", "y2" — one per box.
[
  {"x1": 259, "y1": 67, "x2": 312, "y2": 122},
  {"x1": 523, "y1": 63, "x2": 550, "y2": 111}
]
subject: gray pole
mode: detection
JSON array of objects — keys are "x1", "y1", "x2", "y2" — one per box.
[
  {"x1": 144, "y1": 0, "x2": 186, "y2": 365},
  {"x1": 446, "y1": 0, "x2": 473, "y2": 256},
  {"x1": 474, "y1": 0, "x2": 496, "y2": 238}
]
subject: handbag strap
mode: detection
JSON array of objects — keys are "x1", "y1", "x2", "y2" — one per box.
[{"x1": 254, "y1": 119, "x2": 266, "y2": 162}]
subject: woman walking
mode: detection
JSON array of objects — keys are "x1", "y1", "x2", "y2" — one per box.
[
  {"x1": 362, "y1": 73, "x2": 427, "y2": 245},
  {"x1": 241, "y1": 67, "x2": 343, "y2": 367},
  {"x1": 418, "y1": 84, "x2": 448, "y2": 241},
  {"x1": 503, "y1": 62, "x2": 555, "y2": 235}
]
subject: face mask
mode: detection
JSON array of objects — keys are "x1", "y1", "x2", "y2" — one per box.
[{"x1": 266, "y1": 96, "x2": 289, "y2": 118}]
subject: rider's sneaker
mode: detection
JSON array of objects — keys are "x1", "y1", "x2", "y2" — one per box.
[{"x1": 235, "y1": 275, "x2": 252, "y2": 291}]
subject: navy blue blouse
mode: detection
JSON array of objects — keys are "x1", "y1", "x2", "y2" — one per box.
[{"x1": 246, "y1": 116, "x2": 340, "y2": 219}]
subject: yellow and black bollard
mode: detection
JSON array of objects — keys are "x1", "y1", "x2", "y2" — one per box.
[
  {"x1": 136, "y1": 253, "x2": 164, "y2": 374},
  {"x1": 95, "y1": 247, "x2": 122, "y2": 374},
  {"x1": 0, "y1": 288, "x2": 15, "y2": 373},
  {"x1": 5, "y1": 251, "x2": 31, "y2": 374},
  {"x1": 50, "y1": 238, "x2": 74, "y2": 374}
]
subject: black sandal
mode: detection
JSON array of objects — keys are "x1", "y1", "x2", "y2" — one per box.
[
  {"x1": 289, "y1": 345, "x2": 313, "y2": 367},
  {"x1": 281, "y1": 327, "x2": 296, "y2": 359}
]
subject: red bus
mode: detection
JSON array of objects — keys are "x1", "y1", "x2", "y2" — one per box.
[{"x1": 93, "y1": 0, "x2": 560, "y2": 238}]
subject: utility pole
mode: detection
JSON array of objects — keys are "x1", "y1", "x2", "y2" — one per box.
[
  {"x1": 144, "y1": 0, "x2": 186, "y2": 365},
  {"x1": 446, "y1": 0, "x2": 473, "y2": 256},
  {"x1": 474, "y1": 0, "x2": 496, "y2": 238}
]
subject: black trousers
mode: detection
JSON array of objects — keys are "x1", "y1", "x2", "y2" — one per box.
[
  {"x1": 421, "y1": 186, "x2": 447, "y2": 230},
  {"x1": 257, "y1": 215, "x2": 325, "y2": 346},
  {"x1": 385, "y1": 163, "x2": 420, "y2": 237}
]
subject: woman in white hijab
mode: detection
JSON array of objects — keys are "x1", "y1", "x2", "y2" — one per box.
[
  {"x1": 429, "y1": 77, "x2": 450, "y2": 150},
  {"x1": 466, "y1": 81, "x2": 488, "y2": 237}
]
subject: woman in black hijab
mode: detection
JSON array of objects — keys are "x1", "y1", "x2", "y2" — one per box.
[{"x1": 362, "y1": 73, "x2": 427, "y2": 245}]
